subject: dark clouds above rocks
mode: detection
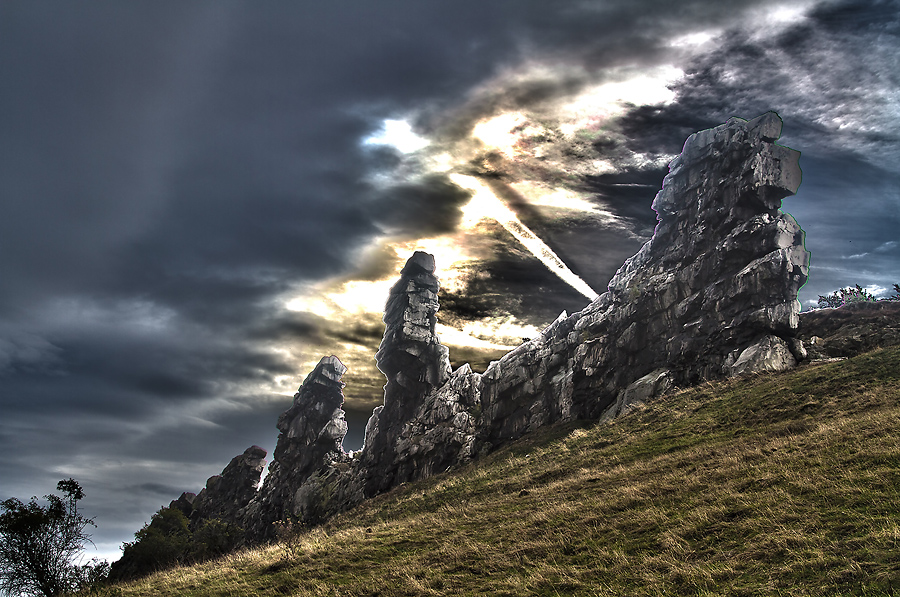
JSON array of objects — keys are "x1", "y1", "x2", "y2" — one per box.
[
  {"x1": 614, "y1": 0, "x2": 900, "y2": 301},
  {"x1": 1, "y1": 0, "x2": 898, "y2": 561},
  {"x1": 368, "y1": 174, "x2": 474, "y2": 238}
]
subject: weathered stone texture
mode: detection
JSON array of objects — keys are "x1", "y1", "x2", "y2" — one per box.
[
  {"x1": 239, "y1": 355, "x2": 352, "y2": 539},
  {"x1": 168, "y1": 492, "x2": 196, "y2": 518},
  {"x1": 468, "y1": 112, "x2": 809, "y2": 446},
  {"x1": 360, "y1": 251, "x2": 453, "y2": 494},
  {"x1": 190, "y1": 445, "x2": 266, "y2": 523},
  {"x1": 175, "y1": 113, "x2": 812, "y2": 539},
  {"x1": 375, "y1": 251, "x2": 451, "y2": 403}
]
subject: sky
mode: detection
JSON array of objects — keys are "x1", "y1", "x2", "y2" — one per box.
[{"x1": 1, "y1": 0, "x2": 898, "y2": 564}]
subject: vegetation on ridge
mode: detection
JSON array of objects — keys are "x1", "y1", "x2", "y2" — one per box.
[
  {"x1": 89, "y1": 347, "x2": 900, "y2": 596},
  {"x1": 817, "y1": 283, "x2": 900, "y2": 308}
]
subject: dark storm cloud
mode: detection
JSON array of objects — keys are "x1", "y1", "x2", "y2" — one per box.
[
  {"x1": 414, "y1": 0, "x2": 809, "y2": 140},
  {"x1": 435, "y1": 220, "x2": 594, "y2": 326},
  {"x1": 789, "y1": 156, "x2": 900, "y2": 302},
  {"x1": 246, "y1": 311, "x2": 323, "y2": 345},
  {"x1": 621, "y1": 0, "x2": 900, "y2": 166},
  {"x1": 1, "y1": 0, "x2": 807, "y2": 321},
  {"x1": 582, "y1": 167, "x2": 670, "y2": 232},
  {"x1": 368, "y1": 174, "x2": 473, "y2": 238}
]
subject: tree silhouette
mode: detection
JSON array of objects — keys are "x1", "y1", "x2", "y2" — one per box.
[{"x1": 0, "y1": 479, "x2": 97, "y2": 597}]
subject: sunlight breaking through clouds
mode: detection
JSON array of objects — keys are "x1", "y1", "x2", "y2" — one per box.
[
  {"x1": 450, "y1": 174, "x2": 599, "y2": 301},
  {"x1": 364, "y1": 119, "x2": 430, "y2": 153},
  {"x1": 472, "y1": 112, "x2": 528, "y2": 157}
]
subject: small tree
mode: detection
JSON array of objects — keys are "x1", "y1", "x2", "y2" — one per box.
[
  {"x1": 817, "y1": 290, "x2": 843, "y2": 308},
  {"x1": 0, "y1": 479, "x2": 97, "y2": 597}
]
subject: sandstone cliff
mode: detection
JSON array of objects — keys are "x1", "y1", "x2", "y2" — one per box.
[{"x1": 179, "y1": 113, "x2": 812, "y2": 540}]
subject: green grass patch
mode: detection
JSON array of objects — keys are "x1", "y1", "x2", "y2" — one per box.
[{"x1": 90, "y1": 347, "x2": 900, "y2": 596}]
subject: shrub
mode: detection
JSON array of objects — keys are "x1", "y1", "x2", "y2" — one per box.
[
  {"x1": 817, "y1": 284, "x2": 878, "y2": 308},
  {"x1": 188, "y1": 519, "x2": 242, "y2": 562},
  {"x1": 888, "y1": 283, "x2": 900, "y2": 301},
  {"x1": 273, "y1": 515, "x2": 307, "y2": 562},
  {"x1": 73, "y1": 558, "x2": 111, "y2": 594},
  {"x1": 110, "y1": 507, "x2": 245, "y2": 581},
  {"x1": 109, "y1": 507, "x2": 191, "y2": 581}
]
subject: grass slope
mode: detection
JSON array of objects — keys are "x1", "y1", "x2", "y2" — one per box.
[{"x1": 94, "y1": 348, "x2": 900, "y2": 596}]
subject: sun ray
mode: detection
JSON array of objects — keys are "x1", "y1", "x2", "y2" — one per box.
[{"x1": 449, "y1": 174, "x2": 599, "y2": 301}]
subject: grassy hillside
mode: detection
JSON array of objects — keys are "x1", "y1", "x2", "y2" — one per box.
[{"x1": 93, "y1": 347, "x2": 900, "y2": 596}]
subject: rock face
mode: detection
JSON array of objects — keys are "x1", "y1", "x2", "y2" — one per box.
[
  {"x1": 177, "y1": 113, "x2": 811, "y2": 538},
  {"x1": 189, "y1": 446, "x2": 266, "y2": 523},
  {"x1": 360, "y1": 251, "x2": 453, "y2": 495},
  {"x1": 239, "y1": 356, "x2": 351, "y2": 539},
  {"x1": 168, "y1": 492, "x2": 197, "y2": 518},
  {"x1": 375, "y1": 251, "x2": 452, "y2": 397},
  {"x1": 471, "y1": 112, "x2": 808, "y2": 446}
]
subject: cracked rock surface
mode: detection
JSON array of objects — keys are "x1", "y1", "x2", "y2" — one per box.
[{"x1": 180, "y1": 113, "x2": 812, "y2": 536}]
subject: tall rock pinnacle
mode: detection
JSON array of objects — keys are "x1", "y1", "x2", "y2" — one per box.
[
  {"x1": 375, "y1": 250, "x2": 451, "y2": 405},
  {"x1": 240, "y1": 355, "x2": 350, "y2": 538},
  {"x1": 362, "y1": 251, "x2": 452, "y2": 493}
]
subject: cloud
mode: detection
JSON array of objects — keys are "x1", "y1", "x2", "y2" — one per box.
[
  {"x1": 627, "y1": 0, "x2": 900, "y2": 168},
  {"x1": 0, "y1": 331, "x2": 64, "y2": 376},
  {"x1": 368, "y1": 174, "x2": 474, "y2": 238}
]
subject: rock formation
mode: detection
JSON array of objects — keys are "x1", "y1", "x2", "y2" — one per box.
[
  {"x1": 360, "y1": 250, "x2": 453, "y2": 495},
  {"x1": 167, "y1": 492, "x2": 197, "y2": 518},
  {"x1": 469, "y1": 112, "x2": 808, "y2": 448},
  {"x1": 239, "y1": 355, "x2": 351, "y2": 539},
  {"x1": 178, "y1": 112, "x2": 812, "y2": 539},
  {"x1": 188, "y1": 445, "x2": 266, "y2": 524},
  {"x1": 799, "y1": 301, "x2": 900, "y2": 359}
]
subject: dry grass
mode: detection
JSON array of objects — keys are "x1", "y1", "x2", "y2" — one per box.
[{"x1": 92, "y1": 347, "x2": 900, "y2": 596}]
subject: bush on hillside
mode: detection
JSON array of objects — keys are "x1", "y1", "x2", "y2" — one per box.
[
  {"x1": 188, "y1": 518, "x2": 242, "y2": 562},
  {"x1": 110, "y1": 507, "x2": 191, "y2": 581},
  {"x1": 109, "y1": 507, "x2": 244, "y2": 582},
  {"x1": 817, "y1": 283, "x2": 899, "y2": 308}
]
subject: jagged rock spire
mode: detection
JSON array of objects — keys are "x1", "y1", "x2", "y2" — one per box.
[
  {"x1": 190, "y1": 445, "x2": 266, "y2": 523},
  {"x1": 361, "y1": 251, "x2": 452, "y2": 494},
  {"x1": 375, "y1": 251, "x2": 451, "y2": 405},
  {"x1": 239, "y1": 355, "x2": 350, "y2": 539},
  {"x1": 275, "y1": 355, "x2": 348, "y2": 456}
]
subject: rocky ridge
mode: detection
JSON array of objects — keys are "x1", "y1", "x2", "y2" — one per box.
[
  {"x1": 175, "y1": 113, "x2": 813, "y2": 540},
  {"x1": 238, "y1": 356, "x2": 351, "y2": 535},
  {"x1": 798, "y1": 301, "x2": 900, "y2": 359},
  {"x1": 190, "y1": 445, "x2": 266, "y2": 524}
]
